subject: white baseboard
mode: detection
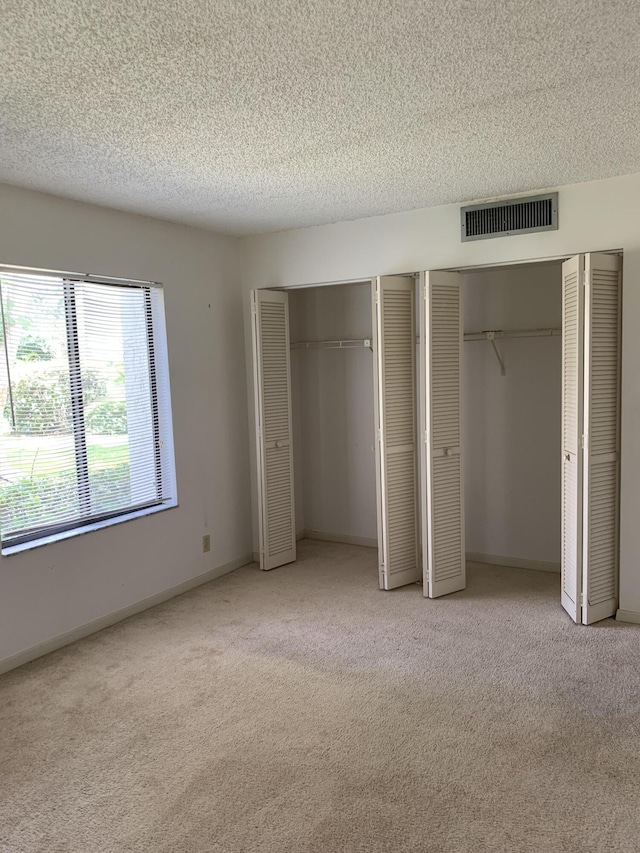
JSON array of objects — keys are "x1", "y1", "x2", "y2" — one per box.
[
  {"x1": 0, "y1": 553, "x2": 254, "y2": 676},
  {"x1": 467, "y1": 551, "x2": 561, "y2": 574},
  {"x1": 251, "y1": 530, "x2": 376, "y2": 565},
  {"x1": 303, "y1": 529, "x2": 378, "y2": 549},
  {"x1": 616, "y1": 609, "x2": 640, "y2": 625}
]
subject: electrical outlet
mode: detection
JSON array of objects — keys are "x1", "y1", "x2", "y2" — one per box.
[{"x1": 202, "y1": 534, "x2": 211, "y2": 553}]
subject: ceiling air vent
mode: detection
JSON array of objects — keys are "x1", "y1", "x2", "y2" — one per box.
[{"x1": 461, "y1": 193, "x2": 558, "y2": 242}]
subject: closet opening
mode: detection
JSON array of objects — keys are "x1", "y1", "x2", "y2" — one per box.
[
  {"x1": 424, "y1": 251, "x2": 622, "y2": 624},
  {"x1": 251, "y1": 251, "x2": 621, "y2": 625},
  {"x1": 461, "y1": 260, "x2": 563, "y2": 584},
  {"x1": 288, "y1": 281, "x2": 378, "y2": 552},
  {"x1": 251, "y1": 275, "x2": 422, "y2": 590}
]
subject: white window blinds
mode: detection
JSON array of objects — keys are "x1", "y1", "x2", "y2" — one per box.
[{"x1": 0, "y1": 271, "x2": 175, "y2": 547}]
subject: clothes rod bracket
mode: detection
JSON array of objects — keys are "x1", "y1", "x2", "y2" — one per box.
[
  {"x1": 462, "y1": 328, "x2": 561, "y2": 376},
  {"x1": 486, "y1": 331, "x2": 506, "y2": 376}
]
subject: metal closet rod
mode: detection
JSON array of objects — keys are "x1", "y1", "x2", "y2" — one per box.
[
  {"x1": 290, "y1": 338, "x2": 372, "y2": 350},
  {"x1": 411, "y1": 327, "x2": 561, "y2": 343},
  {"x1": 463, "y1": 327, "x2": 561, "y2": 376},
  {"x1": 463, "y1": 327, "x2": 561, "y2": 341},
  {"x1": 291, "y1": 328, "x2": 561, "y2": 350}
]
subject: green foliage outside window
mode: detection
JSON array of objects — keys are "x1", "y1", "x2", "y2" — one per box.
[
  {"x1": 0, "y1": 463, "x2": 131, "y2": 532},
  {"x1": 3, "y1": 369, "x2": 108, "y2": 435},
  {"x1": 16, "y1": 335, "x2": 55, "y2": 362},
  {"x1": 86, "y1": 401, "x2": 128, "y2": 435}
]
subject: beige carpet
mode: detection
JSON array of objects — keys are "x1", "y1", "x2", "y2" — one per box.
[{"x1": 1, "y1": 539, "x2": 639, "y2": 853}]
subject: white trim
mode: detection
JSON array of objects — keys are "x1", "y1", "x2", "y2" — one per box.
[
  {"x1": 615, "y1": 609, "x2": 640, "y2": 625},
  {"x1": 0, "y1": 263, "x2": 159, "y2": 287},
  {"x1": 150, "y1": 286, "x2": 178, "y2": 507},
  {"x1": 302, "y1": 529, "x2": 378, "y2": 548},
  {"x1": 0, "y1": 552, "x2": 254, "y2": 675},
  {"x1": 2, "y1": 500, "x2": 178, "y2": 556},
  {"x1": 467, "y1": 551, "x2": 561, "y2": 573},
  {"x1": 441, "y1": 248, "x2": 622, "y2": 273},
  {"x1": 269, "y1": 277, "x2": 374, "y2": 292}
]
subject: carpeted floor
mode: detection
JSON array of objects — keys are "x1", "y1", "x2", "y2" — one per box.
[{"x1": 1, "y1": 539, "x2": 639, "y2": 853}]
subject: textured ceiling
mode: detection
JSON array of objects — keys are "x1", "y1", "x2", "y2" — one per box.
[{"x1": 1, "y1": 1, "x2": 640, "y2": 236}]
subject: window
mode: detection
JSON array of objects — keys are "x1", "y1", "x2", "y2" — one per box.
[{"x1": 0, "y1": 270, "x2": 176, "y2": 551}]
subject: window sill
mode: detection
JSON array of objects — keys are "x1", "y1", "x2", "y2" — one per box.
[{"x1": 1, "y1": 500, "x2": 178, "y2": 556}]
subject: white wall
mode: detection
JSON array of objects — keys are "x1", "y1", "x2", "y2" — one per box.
[
  {"x1": 462, "y1": 264, "x2": 562, "y2": 566},
  {"x1": 0, "y1": 184, "x2": 252, "y2": 667},
  {"x1": 289, "y1": 283, "x2": 377, "y2": 541},
  {"x1": 242, "y1": 172, "x2": 640, "y2": 617}
]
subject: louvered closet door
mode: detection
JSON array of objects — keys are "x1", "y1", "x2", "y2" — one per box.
[
  {"x1": 422, "y1": 271, "x2": 465, "y2": 598},
  {"x1": 582, "y1": 253, "x2": 621, "y2": 624},
  {"x1": 251, "y1": 289, "x2": 296, "y2": 570},
  {"x1": 561, "y1": 255, "x2": 584, "y2": 622},
  {"x1": 373, "y1": 276, "x2": 421, "y2": 590}
]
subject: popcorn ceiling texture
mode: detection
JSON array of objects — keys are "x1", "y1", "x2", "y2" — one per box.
[{"x1": 1, "y1": 0, "x2": 639, "y2": 235}]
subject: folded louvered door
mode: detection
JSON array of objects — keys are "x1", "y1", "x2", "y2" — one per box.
[
  {"x1": 422, "y1": 271, "x2": 465, "y2": 598},
  {"x1": 582, "y1": 253, "x2": 621, "y2": 624},
  {"x1": 561, "y1": 255, "x2": 584, "y2": 622},
  {"x1": 373, "y1": 276, "x2": 421, "y2": 590},
  {"x1": 251, "y1": 289, "x2": 296, "y2": 571}
]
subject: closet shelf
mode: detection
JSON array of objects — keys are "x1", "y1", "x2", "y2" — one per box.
[{"x1": 291, "y1": 338, "x2": 372, "y2": 350}]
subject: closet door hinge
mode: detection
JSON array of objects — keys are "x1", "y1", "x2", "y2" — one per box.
[
  {"x1": 377, "y1": 428, "x2": 383, "y2": 444},
  {"x1": 374, "y1": 290, "x2": 380, "y2": 306}
]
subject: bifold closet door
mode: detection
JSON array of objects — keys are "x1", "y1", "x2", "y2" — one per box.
[
  {"x1": 251, "y1": 289, "x2": 296, "y2": 571},
  {"x1": 421, "y1": 271, "x2": 465, "y2": 598},
  {"x1": 373, "y1": 276, "x2": 421, "y2": 590},
  {"x1": 561, "y1": 256, "x2": 584, "y2": 621},
  {"x1": 561, "y1": 253, "x2": 621, "y2": 624}
]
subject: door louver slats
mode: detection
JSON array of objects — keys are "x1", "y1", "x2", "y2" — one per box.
[
  {"x1": 582, "y1": 254, "x2": 621, "y2": 624},
  {"x1": 422, "y1": 272, "x2": 466, "y2": 598},
  {"x1": 252, "y1": 290, "x2": 296, "y2": 571},
  {"x1": 561, "y1": 256, "x2": 583, "y2": 620},
  {"x1": 373, "y1": 277, "x2": 421, "y2": 590},
  {"x1": 561, "y1": 253, "x2": 621, "y2": 625}
]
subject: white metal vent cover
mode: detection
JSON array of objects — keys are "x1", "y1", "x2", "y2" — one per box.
[{"x1": 461, "y1": 193, "x2": 558, "y2": 241}]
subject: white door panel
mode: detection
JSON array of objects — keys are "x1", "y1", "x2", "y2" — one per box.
[
  {"x1": 422, "y1": 271, "x2": 465, "y2": 598},
  {"x1": 582, "y1": 253, "x2": 621, "y2": 624},
  {"x1": 251, "y1": 289, "x2": 296, "y2": 570},
  {"x1": 561, "y1": 253, "x2": 621, "y2": 624},
  {"x1": 373, "y1": 276, "x2": 421, "y2": 590},
  {"x1": 561, "y1": 255, "x2": 584, "y2": 621}
]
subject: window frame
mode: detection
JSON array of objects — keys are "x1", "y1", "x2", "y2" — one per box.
[{"x1": 0, "y1": 268, "x2": 177, "y2": 554}]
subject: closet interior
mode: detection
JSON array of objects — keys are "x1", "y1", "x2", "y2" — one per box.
[
  {"x1": 461, "y1": 261, "x2": 563, "y2": 576},
  {"x1": 288, "y1": 282, "x2": 378, "y2": 549}
]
